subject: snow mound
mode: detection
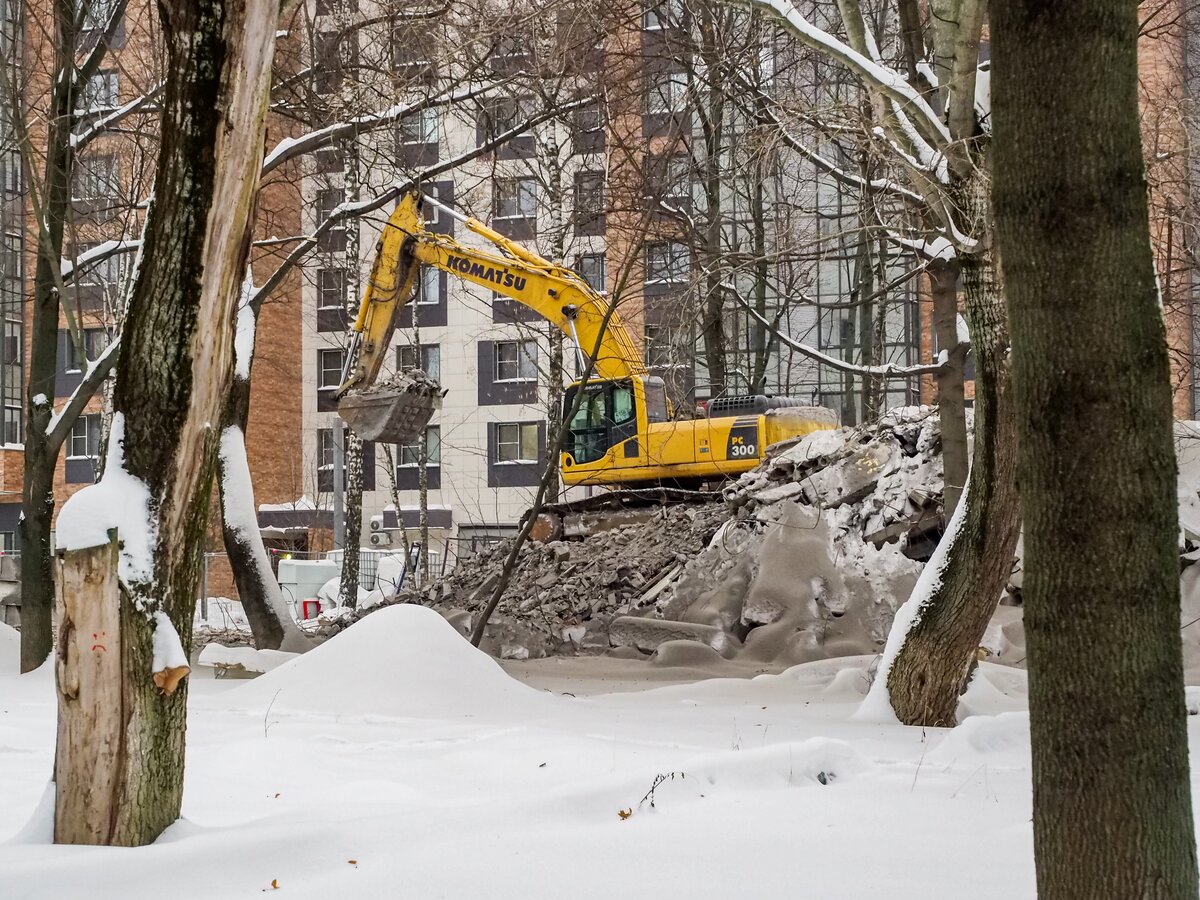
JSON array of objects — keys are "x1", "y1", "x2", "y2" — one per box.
[
  {"x1": 224, "y1": 604, "x2": 549, "y2": 719},
  {"x1": 0, "y1": 621, "x2": 18, "y2": 672},
  {"x1": 928, "y1": 712, "x2": 1030, "y2": 767},
  {"x1": 958, "y1": 663, "x2": 1028, "y2": 719}
]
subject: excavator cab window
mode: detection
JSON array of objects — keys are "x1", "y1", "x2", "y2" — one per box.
[
  {"x1": 564, "y1": 380, "x2": 637, "y2": 464},
  {"x1": 643, "y1": 377, "x2": 669, "y2": 423}
]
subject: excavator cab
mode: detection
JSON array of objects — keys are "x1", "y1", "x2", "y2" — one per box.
[{"x1": 562, "y1": 376, "x2": 669, "y2": 465}]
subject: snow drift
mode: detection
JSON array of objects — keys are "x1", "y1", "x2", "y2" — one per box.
[{"x1": 224, "y1": 604, "x2": 550, "y2": 719}]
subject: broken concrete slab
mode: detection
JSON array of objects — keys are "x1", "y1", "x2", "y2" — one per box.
[{"x1": 609, "y1": 616, "x2": 741, "y2": 657}]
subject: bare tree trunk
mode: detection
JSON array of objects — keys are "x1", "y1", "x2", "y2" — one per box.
[
  {"x1": 380, "y1": 444, "x2": 412, "y2": 581},
  {"x1": 217, "y1": 350, "x2": 311, "y2": 651},
  {"x1": 993, "y1": 0, "x2": 1199, "y2": 893},
  {"x1": 929, "y1": 258, "x2": 969, "y2": 516},
  {"x1": 750, "y1": 164, "x2": 771, "y2": 395},
  {"x1": 337, "y1": 136, "x2": 363, "y2": 608},
  {"x1": 877, "y1": 169, "x2": 1021, "y2": 727},
  {"x1": 20, "y1": 0, "x2": 77, "y2": 673},
  {"x1": 339, "y1": 432, "x2": 364, "y2": 606},
  {"x1": 412, "y1": 308, "x2": 429, "y2": 583},
  {"x1": 53, "y1": 0, "x2": 278, "y2": 846},
  {"x1": 18, "y1": 0, "x2": 131, "y2": 673}
]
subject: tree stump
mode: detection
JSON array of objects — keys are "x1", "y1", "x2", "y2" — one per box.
[{"x1": 53, "y1": 533, "x2": 122, "y2": 845}]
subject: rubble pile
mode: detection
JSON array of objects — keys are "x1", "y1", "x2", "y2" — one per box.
[
  {"x1": 324, "y1": 407, "x2": 959, "y2": 663},
  {"x1": 635, "y1": 407, "x2": 945, "y2": 666},
  {"x1": 335, "y1": 502, "x2": 730, "y2": 658}
]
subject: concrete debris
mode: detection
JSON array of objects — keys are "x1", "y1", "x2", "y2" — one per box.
[{"x1": 338, "y1": 407, "x2": 955, "y2": 663}]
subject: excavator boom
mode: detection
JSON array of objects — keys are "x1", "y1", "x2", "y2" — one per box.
[{"x1": 335, "y1": 192, "x2": 644, "y2": 441}]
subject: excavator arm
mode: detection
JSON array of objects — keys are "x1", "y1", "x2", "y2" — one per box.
[{"x1": 339, "y1": 193, "x2": 644, "y2": 393}]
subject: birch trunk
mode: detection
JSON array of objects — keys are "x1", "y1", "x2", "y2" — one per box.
[
  {"x1": 337, "y1": 136, "x2": 363, "y2": 608},
  {"x1": 993, "y1": 0, "x2": 1198, "y2": 893},
  {"x1": 53, "y1": 0, "x2": 278, "y2": 846}
]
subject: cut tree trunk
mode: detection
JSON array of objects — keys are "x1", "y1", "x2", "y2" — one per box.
[
  {"x1": 53, "y1": 535, "x2": 122, "y2": 844},
  {"x1": 52, "y1": 0, "x2": 279, "y2": 847},
  {"x1": 992, "y1": 0, "x2": 1199, "y2": 894},
  {"x1": 883, "y1": 169, "x2": 1021, "y2": 727}
]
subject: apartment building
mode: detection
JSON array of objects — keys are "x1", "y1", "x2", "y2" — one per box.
[
  {"x1": 0, "y1": 0, "x2": 1196, "y2": 587},
  {"x1": 1, "y1": 0, "x2": 303, "y2": 575}
]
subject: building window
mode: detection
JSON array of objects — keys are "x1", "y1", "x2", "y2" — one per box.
[
  {"x1": 65, "y1": 329, "x2": 109, "y2": 373},
  {"x1": 72, "y1": 154, "x2": 120, "y2": 202},
  {"x1": 318, "y1": 268, "x2": 346, "y2": 309},
  {"x1": 647, "y1": 153, "x2": 691, "y2": 205},
  {"x1": 317, "y1": 427, "x2": 338, "y2": 469},
  {"x1": 646, "y1": 70, "x2": 689, "y2": 115},
  {"x1": 643, "y1": 0, "x2": 683, "y2": 29},
  {"x1": 318, "y1": 348, "x2": 345, "y2": 390},
  {"x1": 574, "y1": 100, "x2": 604, "y2": 134},
  {"x1": 392, "y1": 21, "x2": 432, "y2": 68},
  {"x1": 316, "y1": 0, "x2": 359, "y2": 15},
  {"x1": 574, "y1": 170, "x2": 605, "y2": 229},
  {"x1": 312, "y1": 147, "x2": 343, "y2": 174},
  {"x1": 420, "y1": 184, "x2": 443, "y2": 226},
  {"x1": 494, "y1": 178, "x2": 537, "y2": 220},
  {"x1": 481, "y1": 96, "x2": 535, "y2": 142},
  {"x1": 68, "y1": 413, "x2": 102, "y2": 459},
  {"x1": 645, "y1": 241, "x2": 690, "y2": 283},
  {"x1": 314, "y1": 32, "x2": 346, "y2": 94},
  {"x1": 397, "y1": 425, "x2": 441, "y2": 467},
  {"x1": 494, "y1": 339, "x2": 537, "y2": 382},
  {"x1": 494, "y1": 422, "x2": 539, "y2": 463},
  {"x1": 315, "y1": 188, "x2": 346, "y2": 251},
  {"x1": 78, "y1": 70, "x2": 119, "y2": 111},
  {"x1": 415, "y1": 266, "x2": 439, "y2": 305},
  {"x1": 576, "y1": 253, "x2": 606, "y2": 293},
  {"x1": 397, "y1": 343, "x2": 440, "y2": 381},
  {"x1": 398, "y1": 106, "x2": 438, "y2": 146},
  {"x1": 0, "y1": 531, "x2": 13, "y2": 553}
]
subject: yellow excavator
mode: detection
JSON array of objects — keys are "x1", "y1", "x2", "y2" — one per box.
[{"x1": 334, "y1": 192, "x2": 836, "y2": 494}]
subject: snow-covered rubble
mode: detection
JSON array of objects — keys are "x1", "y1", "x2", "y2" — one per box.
[{"x1": 345, "y1": 408, "x2": 955, "y2": 664}]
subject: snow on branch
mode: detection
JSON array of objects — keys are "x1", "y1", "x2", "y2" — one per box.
[
  {"x1": 887, "y1": 231, "x2": 955, "y2": 263},
  {"x1": 60, "y1": 239, "x2": 141, "y2": 281},
  {"x1": 750, "y1": 89, "x2": 927, "y2": 207},
  {"x1": 732, "y1": 293, "x2": 946, "y2": 378},
  {"x1": 46, "y1": 337, "x2": 120, "y2": 446},
  {"x1": 71, "y1": 87, "x2": 162, "y2": 151},
  {"x1": 261, "y1": 80, "x2": 508, "y2": 175},
  {"x1": 734, "y1": 0, "x2": 950, "y2": 147}
]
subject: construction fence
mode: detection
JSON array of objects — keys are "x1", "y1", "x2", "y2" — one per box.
[{"x1": 199, "y1": 537, "x2": 503, "y2": 603}]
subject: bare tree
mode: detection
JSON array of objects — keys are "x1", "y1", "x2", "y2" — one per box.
[
  {"x1": 53, "y1": 0, "x2": 279, "y2": 846},
  {"x1": 993, "y1": 0, "x2": 1198, "y2": 893}
]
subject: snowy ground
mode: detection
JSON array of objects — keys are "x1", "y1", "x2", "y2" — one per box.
[{"x1": 2, "y1": 607, "x2": 1194, "y2": 898}]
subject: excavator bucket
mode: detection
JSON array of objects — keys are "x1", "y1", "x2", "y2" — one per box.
[{"x1": 337, "y1": 373, "x2": 442, "y2": 443}]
